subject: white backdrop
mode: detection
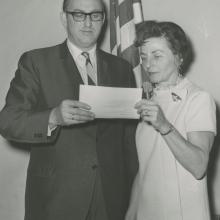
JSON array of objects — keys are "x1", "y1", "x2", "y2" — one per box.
[{"x1": 0, "y1": 0, "x2": 219, "y2": 219}]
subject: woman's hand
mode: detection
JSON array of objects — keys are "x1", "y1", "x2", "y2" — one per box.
[
  {"x1": 135, "y1": 99, "x2": 171, "y2": 134},
  {"x1": 135, "y1": 99, "x2": 215, "y2": 179}
]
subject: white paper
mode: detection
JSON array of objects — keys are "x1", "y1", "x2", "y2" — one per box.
[{"x1": 79, "y1": 85, "x2": 142, "y2": 119}]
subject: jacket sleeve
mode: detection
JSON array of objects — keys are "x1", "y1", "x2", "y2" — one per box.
[
  {"x1": 123, "y1": 62, "x2": 139, "y2": 194},
  {"x1": 0, "y1": 52, "x2": 59, "y2": 144},
  {"x1": 123, "y1": 119, "x2": 139, "y2": 196}
]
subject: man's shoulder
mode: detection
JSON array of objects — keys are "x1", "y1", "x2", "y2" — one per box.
[
  {"x1": 98, "y1": 49, "x2": 135, "y2": 86},
  {"x1": 98, "y1": 49, "x2": 131, "y2": 66},
  {"x1": 23, "y1": 42, "x2": 65, "y2": 59},
  {"x1": 17, "y1": 42, "x2": 67, "y2": 66}
]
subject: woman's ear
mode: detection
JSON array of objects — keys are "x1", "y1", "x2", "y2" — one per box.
[{"x1": 174, "y1": 55, "x2": 183, "y2": 70}]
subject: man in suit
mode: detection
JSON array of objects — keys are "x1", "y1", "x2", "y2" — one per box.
[{"x1": 0, "y1": 0, "x2": 138, "y2": 219}]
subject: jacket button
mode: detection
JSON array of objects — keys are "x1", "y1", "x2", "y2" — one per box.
[{"x1": 92, "y1": 164, "x2": 98, "y2": 170}]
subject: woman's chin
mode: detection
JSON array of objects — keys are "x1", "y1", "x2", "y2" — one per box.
[{"x1": 148, "y1": 77, "x2": 160, "y2": 84}]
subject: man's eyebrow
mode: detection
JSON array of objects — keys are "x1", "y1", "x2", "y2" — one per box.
[{"x1": 68, "y1": 9, "x2": 103, "y2": 13}]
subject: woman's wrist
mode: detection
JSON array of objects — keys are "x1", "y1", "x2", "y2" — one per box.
[{"x1": 159, "y1": 123, "x2": 175, "y2": 135}]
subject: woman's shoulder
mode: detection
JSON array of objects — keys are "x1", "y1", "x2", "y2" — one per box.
[
  {"x1": 183, "y1": 78, "x2": 213, "y2": 100},
  {"x1": 181, "y1": 78, "x2": 216, "y2": 112}
]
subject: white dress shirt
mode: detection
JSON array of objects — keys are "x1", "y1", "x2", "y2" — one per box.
[{"x1": 67, "y1": 39, "x2": 97, "y2": 85}]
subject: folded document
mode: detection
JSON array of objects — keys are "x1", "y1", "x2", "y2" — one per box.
[{"x1": 79, "y1": 85, "x2": 142, "y2": 119}]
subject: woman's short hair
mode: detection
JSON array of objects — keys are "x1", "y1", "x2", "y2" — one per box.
[{"x1": 135, "y1": 20, "x2": 193, "y2": 75}]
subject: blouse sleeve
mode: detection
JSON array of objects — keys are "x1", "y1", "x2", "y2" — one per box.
[{"x1": 185, "y1": 91, "x2": 216, "y2": 135}]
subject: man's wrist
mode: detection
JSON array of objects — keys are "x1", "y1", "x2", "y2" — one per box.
[
  {"x1": 48, "y1": 123, "x2": 57, "y2": 130},
  {"x1": 48, "y1": 109, "x2": 58, "y2": 136},
  {"x1": 47, "y1": 123, "x2": 57, "y2": 136},
  {"x1": 49, "y1": 108, "x2": 58, "y2": 126}
]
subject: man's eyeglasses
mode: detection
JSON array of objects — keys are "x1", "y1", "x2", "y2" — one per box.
[{"x1": 65, "y1": 11, "x2": 104, "y2": 22}]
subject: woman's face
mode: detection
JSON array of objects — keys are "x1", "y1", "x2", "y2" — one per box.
[{"x1": 140, "y1": 37, "x2": 180, "y2": 86}]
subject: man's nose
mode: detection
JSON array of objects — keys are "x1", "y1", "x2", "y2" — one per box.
[{"x1": 84, "y1": 15, "x2": 92, "y2": 27}]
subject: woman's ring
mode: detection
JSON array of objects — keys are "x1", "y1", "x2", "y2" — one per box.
[{"x1": 145, "y1": 110, "x2": 150, "y2": 116}]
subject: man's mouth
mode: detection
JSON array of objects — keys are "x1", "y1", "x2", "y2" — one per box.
[{"x1": 81, "y1": 29, "x2": 93, "y2": 33}]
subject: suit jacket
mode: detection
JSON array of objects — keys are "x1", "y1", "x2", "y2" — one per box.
[{"x1": 0, "y1": 41, "x2": 138, "y2": 220}]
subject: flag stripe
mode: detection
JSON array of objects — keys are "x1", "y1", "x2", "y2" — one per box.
[
  {"x1": 133, "y1": 0, "x2": 142, "y2": 3},
  {"x1": 133, "y1": 2, "x2": 144, "y2": 24},
  {"x1": 120, "y1": 20, "x2": 136, "y2": 51},
  {"x1": 118, "y1": 0, "x2": 133, "y2": 27},
  {"x1": 110, "y1": 0, "x2": 144, "y2": 87}
]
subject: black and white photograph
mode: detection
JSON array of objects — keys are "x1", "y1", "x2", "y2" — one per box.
[{"x1": 0, "y1": 0, "x2": 219, "y2": 220}]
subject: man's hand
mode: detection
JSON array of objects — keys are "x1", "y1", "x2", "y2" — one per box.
[{"x1": 49, "y1": 100, "x2": 95, "y2": 126}]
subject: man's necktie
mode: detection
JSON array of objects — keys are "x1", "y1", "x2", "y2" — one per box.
[{"x1": 82, "y1": 52, "x2": 97, "y2": 85}]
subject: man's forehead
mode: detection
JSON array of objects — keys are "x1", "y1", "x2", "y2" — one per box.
[{"x1": 64, "y1": 0, "x2": 103, "y2": 11}]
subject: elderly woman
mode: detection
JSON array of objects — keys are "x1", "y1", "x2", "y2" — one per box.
[{"x1": 126, "y1": 21, "x2": 216, "y2": 220}]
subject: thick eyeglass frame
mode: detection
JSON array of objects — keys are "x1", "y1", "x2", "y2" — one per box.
[{"x1": 65, "y1": 11, "x2": 104, "y2": 22}]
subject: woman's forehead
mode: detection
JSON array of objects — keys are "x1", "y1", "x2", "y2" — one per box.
[{"x1": 140, "y1": 37, "x2": 171, "y2": 52}]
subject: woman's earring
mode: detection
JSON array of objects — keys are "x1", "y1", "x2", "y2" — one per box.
[{"x1": 178, "y1": 58, "x2": 183, "y2": 75}]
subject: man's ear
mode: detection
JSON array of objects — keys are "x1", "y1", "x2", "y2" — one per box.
[
  {"x1": 60, "y1": 11, "x2": 67, "y2": 28},
  {"x1": 102, "y1": 13, "x2": 106, "y2": 25}
]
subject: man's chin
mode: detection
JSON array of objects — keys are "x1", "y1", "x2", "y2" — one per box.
[{"x1": 80, "y1": 39, "x2": 97, "y2": 48}]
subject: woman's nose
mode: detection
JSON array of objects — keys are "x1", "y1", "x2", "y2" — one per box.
[
  {"x1": 146, "y1": 61, "x2": 150, "y2": 68},
  {"x1": 143, "y1": 58, "x2": 151, "y2": 69}
]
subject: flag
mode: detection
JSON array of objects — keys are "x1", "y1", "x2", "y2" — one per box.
[{"x1": 110, "y1": 0, "x2": 144, "y2": 87}]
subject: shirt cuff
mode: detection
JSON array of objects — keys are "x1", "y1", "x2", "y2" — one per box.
[{"x1": 47, "y1": 124, "x2": 57, "y2": 136}]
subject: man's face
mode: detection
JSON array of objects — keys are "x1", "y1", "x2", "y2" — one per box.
[{"x1": 62, "y1": 0, "x2": 104, "y2": 51}]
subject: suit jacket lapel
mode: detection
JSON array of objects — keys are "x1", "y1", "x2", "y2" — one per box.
[
  {"x1": 96, "y1": 50, "x2": 113, "y2": 136},
  {"x1": 59, "y1": 41, "x2": 99, "y2": 138},
  {"x1": 59, "y1": 41, "x2": 84, "y2": 87},
  {"x1": 96, "y1": 49, "x2": 111, "y2": 86},
  {"x1": 58, "y1": 45, "x2": 110, "y2": 89},
  {"x1": 43, "y1": 41, "x2": 84, "y2": 107}
]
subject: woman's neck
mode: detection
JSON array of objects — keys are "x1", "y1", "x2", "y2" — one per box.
[{"x1": 154, "y1": 74, "x2": 183, "y2": 89}]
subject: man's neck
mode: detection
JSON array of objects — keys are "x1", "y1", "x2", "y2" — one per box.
[{"x1": 67, "y1": 39, "x2": 97, "y2": 53}]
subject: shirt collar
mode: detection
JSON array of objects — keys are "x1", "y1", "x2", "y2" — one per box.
[
  {"x1": 67, "y1": 39, "x2": 97, "y2": 63},
  {"x1": 152, "y1": 78, "x2": 188, "y2": 102},
  {"x1": 169, "y1": 78, "x2": 188, "y2": 102}
]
